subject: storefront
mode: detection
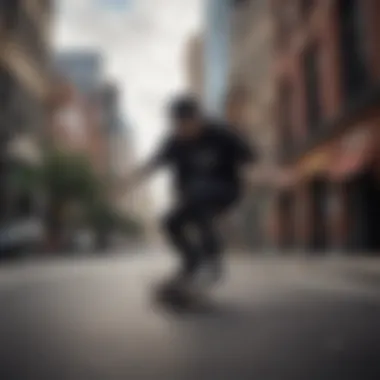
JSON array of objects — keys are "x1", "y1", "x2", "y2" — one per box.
[
  {"x1": 272, "y1": 168, "x2": 298, "y2": 251},
  {"x1": 296, "y1": 147, "x2": 334, "y2": 252},
  {"x1": 275, "y1": 120, "x2": 380, "y2": 254},
  {"x1": 329, "y1": 124, "x2": 380, "y2": 252},
  {"x1": 0, "y1": 135, "x2": 44, "y2": 255},
  {"x1": 278, "y1": 190, "x2": 297, "y2": 251}
]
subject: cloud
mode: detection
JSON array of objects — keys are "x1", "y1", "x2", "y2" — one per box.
[
  {"x1": 55, "y1": 0, "x2": 203, "y2": 156},
  {"x1": 54, "y1": 0, "x2": 203, "y2": 211}
]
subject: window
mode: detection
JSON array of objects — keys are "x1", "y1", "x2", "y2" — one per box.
[
  {"x1": 56, "y1": 106, "x2": 86, "y2": 143},
  {"x1": 41, "y1": 0, "x2": 53, "y2": 15},
  {"x1": 337, "y1": 0, "x2": 369, "y2": 102},
  {"x1": 300, "y1": 0, "x2": 314, "y2": 16},
  {"x1": 303, "y1": 44, "x2": 322, "y2": 136},
  {"x1": 15, "y1": 194, "x2": 33, "y2": 218},
  {"x1": 2, "y1": 0, "x2": 21, "y2": 30},
  {"x1": 0, "y1": 68, "x2": 13, "y2": 138},
  {"x1": 275, "y1": 0, "x2": 297, "y2": 50},
  {"x1": 8, "y1": 77, "x2": 44, "y2": 134},
  {"x1": 0, "y1": 68, "x2": 12, "y2": 111},
  {"x1": 278, "y1": 81, "x2": 293, "y2": 157},
  {"x1": 16, "y1": 8, "x2": 46, "y2": 66}
]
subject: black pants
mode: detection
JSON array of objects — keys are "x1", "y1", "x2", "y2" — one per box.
[{"x1": 162, "y1": 182, "x2": 238, "y2": 277}]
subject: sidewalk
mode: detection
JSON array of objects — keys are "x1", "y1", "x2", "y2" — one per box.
[
  {"x1": 322, "y1": 255, "x2": 380, "y2": 287},
  {"x1": 229, "y1": 251, "x2": 380, "y2": 286}
]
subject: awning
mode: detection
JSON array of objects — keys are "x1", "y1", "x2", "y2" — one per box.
[
  {"x1": 329, "y1": 126, "x2": 375, "y2": 181},
  {"x1": 297, "y1": 149, "x2": 332, "y2": 179},
  {"x1": 330, "y1": 149, "x2": 370, "y2": 180}
]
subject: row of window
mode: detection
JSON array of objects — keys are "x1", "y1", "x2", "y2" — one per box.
[
  {"x1": 278, "y1": 0, "x2": 370, "y2": 159},
  {"x1": 0, "y1": 0, "x2": 47, "y2": 68},
  {"x1": 0, "y1": 0, "x2": 20, "y2": 31},
  {"x1": 0, "y1": 65, "x2": 42, "y2": 221},
  {"x1": 0, "y1": 67, "x2": 12, "y2": 111},
  {"x1": 16, "y1": 6, "x2": 48, "y2": 68},
  {"x1": 275, "y1": 0, "x2": 313, "y2": 50},
  {"x1": 1, "y1": 1, "x2": 45, "y2": 224},
  {"x1": 0, "y1": 64, "x2": 43, "y2": 135}
]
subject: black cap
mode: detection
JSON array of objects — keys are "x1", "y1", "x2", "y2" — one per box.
[{"x1": 169, "y1": 95, "x2": 200, "y2": 119}]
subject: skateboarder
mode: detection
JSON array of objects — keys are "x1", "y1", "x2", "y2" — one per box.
[{"x1": 123, "y1": 95, "x2": 275, "y2": 291}]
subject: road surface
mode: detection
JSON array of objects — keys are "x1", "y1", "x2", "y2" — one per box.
[{"x1": 0, "y1": 251, "x2": 379, "y2": 380}]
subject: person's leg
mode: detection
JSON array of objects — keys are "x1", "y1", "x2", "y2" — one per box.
[
  {"x1": 162, "y1": 205, "x2": 201, "y2": 281},
  {"x1": 186, "y1": 182, "x2": 238, "y2": 284},
  {"x1": 192, "y1": 209, "x2": 223, "y2": 282}
]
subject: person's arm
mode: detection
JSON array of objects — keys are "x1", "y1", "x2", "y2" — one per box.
[
  {"x1": 229, "y1": 131, "x2": 285, "y2": 186},
  {"x1": 228, "y1": 129, "x2": 258, "y2": 166},
  {"x1": 121, "y1": 159, "x2": 158, "y2": 190},
  {"x1": 119, "y1": 137, "x2": 174, "y2": 193}
]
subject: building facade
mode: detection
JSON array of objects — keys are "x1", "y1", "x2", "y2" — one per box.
[
  {"x1": 97, "y1": 82, "x2": 123, "y2": 181},
  {"x1": 204, "y1": 0, "x2": 231, "y2": 115},
  {"x1": 54, "y1": 53, "x2": 154, "y2": 242},
  {"x1": 55, "y1": 51, "x2": 103, "y2": 98},
  {"x1": 48, "y1": 80, "x2": 108, "y2": 176},
  {"x1": 223, "y1": 0, "x2": 276, "y2": 250},
  {"x1": 273, "y1": 0, "x2": 380, "y2": 253},
  {"x1": 186, "y1": 33, "x2": 204, "y2": 100},
  {"x1": 0, "y1": 0, "x2": 53, "y2": 253},
  {"x1": 54, "y1": 51, "x2": 114, "y2": 180},
  {"x1": 97, "y1": 82, "x2": 155, "y2": 235}
]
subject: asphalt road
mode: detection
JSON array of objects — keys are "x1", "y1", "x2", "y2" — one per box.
[{"x1": 0, "y1": 252, "x2": 380, "y2": 380}]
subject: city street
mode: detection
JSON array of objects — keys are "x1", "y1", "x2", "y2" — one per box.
[{"x1": 0, "y1": 251, "x2": 380, "y2": 380}]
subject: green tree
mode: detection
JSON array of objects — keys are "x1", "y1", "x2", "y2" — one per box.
[
  {"x1": 40, "y1": 150, "x2": 102, "y2": 247},
  {"x1": 41, "y1": 149, "x2": 102, "y2": 203},
  {"x1": 10, "y1": 149, "x2": 143, "y2": 251}
]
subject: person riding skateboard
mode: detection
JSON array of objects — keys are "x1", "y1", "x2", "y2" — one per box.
[{"x1": 123, "y1": 95, "x2": 280, "y2": 290}]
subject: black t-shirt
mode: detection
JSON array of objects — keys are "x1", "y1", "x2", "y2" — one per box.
[{"x1": 153, "y1": 122, "x2": 257, "y2": 195}]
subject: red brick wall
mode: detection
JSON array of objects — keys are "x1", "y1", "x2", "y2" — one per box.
[
  {"x1": 272, "y1": 0, "x2": 380, "y2": 251},
  {"x1": 274, "y1": 0, "x2": 380, "y2": 145},
  {"x1": 48, "y1": 81, "x2": 108, "y2": 177},
  {"x1": 318, "y1": 1, "x2": 342, "y2": 120},
  {"x1": 364, "y1": 0, "x2": 380, "y2": 81}
]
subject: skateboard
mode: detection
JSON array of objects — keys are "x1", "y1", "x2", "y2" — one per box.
[{"x1": 153, "y1": 279, "x2": 212, "y2": 312}]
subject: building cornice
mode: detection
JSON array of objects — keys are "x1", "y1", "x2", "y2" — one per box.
[
  {"x1": 282, "y1": 85, "x2": 380, "y2": 164},
  {"x1": 0, "y1": 40, "x2": 49, "y2": 99}
]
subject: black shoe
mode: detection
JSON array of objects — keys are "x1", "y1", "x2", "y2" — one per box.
[
  {"x1": 190, "y1": 261, "x2": 223, "y2": 290},
  {"x1": 164, "y1": 272, "x2": 192, "y2": 291}
]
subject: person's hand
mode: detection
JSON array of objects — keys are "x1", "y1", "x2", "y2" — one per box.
[
  {"x1": 116, "y1": 164, "x2": 152, "y2": 195},
  {"x1": 119, "y1": 176, "x2": 133, "y2": 194},
  {"x1": 109, "y1": 176, "x2": 130, "y2": 198}
]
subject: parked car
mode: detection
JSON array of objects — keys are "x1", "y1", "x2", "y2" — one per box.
[{"x1": 0, "y1": 217, "x2": 45, "y2": 256}]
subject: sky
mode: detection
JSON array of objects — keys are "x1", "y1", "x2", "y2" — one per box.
[{"x1": 54, "y1": 0, "x2": 204, "y2": 211}]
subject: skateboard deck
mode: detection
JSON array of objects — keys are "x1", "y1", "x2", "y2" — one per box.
[{"x1": 153, "y1": 280, "x2": 212, "y2": 313}]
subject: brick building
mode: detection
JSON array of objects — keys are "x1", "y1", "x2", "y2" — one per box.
[
  {"x1": 48, "y1": 80, "x2": 108, "y2": 177},
  {"x1": 273, "y1": 0, "x2": 380, "y2": 253},
  {"x1": 223, "y1": 0, "x2": 276, "y2": 250},
  {"x1": 55, "y1": 51, "x2": 103, "y2": 98},
  {"x1": 204, "y1": 0, "x2": 231, "y2": 114},
  {"x1": 97, "y1": 82, "x2": 128, "y2": 182},
  {"x1": 186, "y1": 34, "x2": 204, "y2": 100},
  {"x1": 0, "y1": 0, "x2": 53, "y2": 252}
]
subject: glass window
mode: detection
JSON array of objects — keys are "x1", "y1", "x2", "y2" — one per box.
[
  {"x1": 337, "y1": 0, "x2": 369, "y2": 102},
  {"x1": 2, "y1": 0, "x2": 21, "y2": 30},
  {"x1": 278, "y1": 81, "x2": 294, "y2": 157},
  {"x1": 275, "y1": 0, "x2": 297, "y2": 50},
  {"x1": 300, "y1": 0, "x2": 314, "y2": 16},
  {"x1": 303, "y1": 44, "x2": 322, "y2": 136}
]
